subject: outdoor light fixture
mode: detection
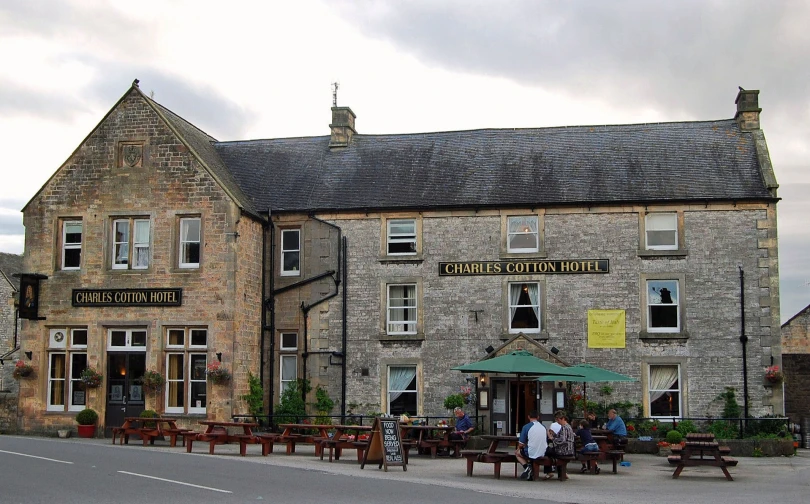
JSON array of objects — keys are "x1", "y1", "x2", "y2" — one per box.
[
  {"x1": 24, "y1": 351, "x2": 32, "y2": 360},
  {"x1": 550, "y1": 347, "x2": 559, "y2": 355},
  {"x1": 479, "y1": 373, "x2": 486, "y2": 385},
  {"x1": 216, "y1": 352, "x2": 222, "y2": 362}
]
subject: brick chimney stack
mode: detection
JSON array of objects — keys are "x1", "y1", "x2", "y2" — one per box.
[
  {"x1": 329, "y1": 106, "x2": 357, "y2": 148},
  {"x1": 735, "y1": 88, "x2": 761, "y2": 130}
]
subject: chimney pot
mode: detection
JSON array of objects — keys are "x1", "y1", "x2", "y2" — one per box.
[
  {"x1": 734, "y1": 88, "x2": 761, "y2": 130},
  {"x1": 329, "y1": 106, "x2": 357, "y2": 148}
]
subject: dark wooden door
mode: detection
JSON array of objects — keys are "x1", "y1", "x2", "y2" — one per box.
[{"x1": 104, "y1": 352, "x2": 146, "y2": 436}]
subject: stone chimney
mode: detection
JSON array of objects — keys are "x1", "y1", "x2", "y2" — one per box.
[
  {"x1": 329, "y1": 106, "x2": 357, "y2": 148},
  {"x1": 735, "y1": 88, "x2": 761, "y2": 130}
]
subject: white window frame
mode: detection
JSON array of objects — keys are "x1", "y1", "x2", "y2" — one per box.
[
  {"x1": 648, "y1": 364, "x2": 682, "y2": 420},
  {"x1": 280, "y1": 229, "x2": 301, "y2": 276},
  {"x1": 47, "y1": 352, "x2": 67, "y2": 412},
  {"x1": 71, "y1": 328, "x2": 88, "y2": 348},
  {"x1": 47, "y1": 328, "x2": 90, "y2": 412},
  {"x1": 68, "y1": 352, "x2": 89, "y2": 411},
  {"x1": 107, "y1": 329, "x2": 147, "y2": 350},
  {"x1": 62, "y1": 220, "x2": 82, "y2": 270},
  {"x1": 280, "y1": 332, "x2": 298, "y2": 351},
  {"x1": 387, "y1": 365, "x2": 417, "y2": 415},
  {"x1": 645, "y1": 213, "x2": 678, "y2": 251},
  {"x1": 179, "y1": 217, "x2": 201, "y2": 269},
  {"x1": 164, "y1": 327, "x2": 208, "y2": 415},
  {"x1": 646, "y1": 279, "x2": 680, "y2": 333},
  {"x1": 387, "y1": 284, "x2": 417, "y2": 335},
  {"x1": 280, "y1": 354, "x2": 297, "y2": 393},
  {"x1": 507, "y1": 215, "x2": 539, "y2": 253},
  {"x1": 508, "y1": 282, "x2": 541, "y2": 334},
  {"x1": 112, "y1": 218, "x2": 150, "y2": 269},
  {"x1": 387, "y1": 219, "x2": 417, "y2": 256}
]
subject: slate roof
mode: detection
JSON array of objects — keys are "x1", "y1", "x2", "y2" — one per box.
[
  {"x1": 0, "y1": 252, "x2": 23, "y2": 290},
  {"x1": 212, "y1": 118, "x2": 773, "y2": 214}
]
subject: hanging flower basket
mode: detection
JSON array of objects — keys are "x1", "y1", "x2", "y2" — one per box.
[
  {"x1": 765, "y1": 365, "x2": 784, "y2": 385},
  {"x1": 12, "y1": 360, "x2": 34, "y2": 380},
  {"x1": 80, "y1": 366, "x2": 103, "y2": 388},
  {"x1": 140, "y1": 370, "x2": 165, "y2": 393},
  {"x1": 206, "y1": 361, "x2": 231, "y2": 385}
]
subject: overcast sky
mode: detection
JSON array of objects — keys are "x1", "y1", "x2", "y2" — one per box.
[{"x1": 1, "y1": 0, "x2": 807, "y2": 322}]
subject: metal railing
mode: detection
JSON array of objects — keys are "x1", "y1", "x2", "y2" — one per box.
[{"x1": 231, "y1": 414, "x2": 487, "y2": 433}]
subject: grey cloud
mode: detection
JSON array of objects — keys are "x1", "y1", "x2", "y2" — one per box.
[{"x1": 0, "y1": 214, "x2": 24, "y2": 236}]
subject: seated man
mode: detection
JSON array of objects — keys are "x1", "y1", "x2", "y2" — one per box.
[
  {"x1": 515, "y1": 410, "x2": 547, "y2": 481},
  {"x1": 605, "y1": 409, "x2": 628, "y2": 448},
  {"x1": 450, "y1": 407, "x2": 474, "y2": 441}
]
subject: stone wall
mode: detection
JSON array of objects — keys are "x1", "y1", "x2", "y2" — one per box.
[{"x1": 783, "y1": 354, "x2": 810, "y2": 425}]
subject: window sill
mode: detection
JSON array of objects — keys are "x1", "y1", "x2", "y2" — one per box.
[
  {"x1": 637, "y1": 249, "x2": 688, "y2": 258},
  {"x1": 378, "y1": 256, "x2": 424, "y2": 265},
  {"x1": 499, "y1": 251, "x2": 548, "y2": 260},
  {"x1": 378, "y1": 333, "x2": 425, "y2": 342},
  {"x1": 169, "y1": 267, "x2": 201, "y2": 274},
  {"x1": 638, "y1": 330, "x2": 689, "y2": 340},
  {"x1": 500, "y1": 331, "x2": 548, "y2": 341}
]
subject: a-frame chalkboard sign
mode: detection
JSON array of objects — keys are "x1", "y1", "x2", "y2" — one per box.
[{"x1": 360, "y1": 416, "x2": 407, "y2": 471}]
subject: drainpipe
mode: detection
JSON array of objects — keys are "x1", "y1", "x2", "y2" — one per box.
[
  {"x1": 739, "y1": 266, "x2": 749, "y2": 424},
  {"x1": 266, "y1": 210, "x2": 276, "y2": 417},
  {"x1": 340, "y1": 236, "x2": 347, "y2": 421}
]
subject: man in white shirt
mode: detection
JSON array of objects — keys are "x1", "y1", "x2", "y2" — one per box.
[{"x1": 515, "y1": 410, "x2": 548, "y2": 481}]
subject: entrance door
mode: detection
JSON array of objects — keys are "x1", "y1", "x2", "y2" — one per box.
[
  {"x1": 509, "y1": 381, "x2": 535, "y2": 435},
  {"x1": 104, "y1": 352, "x2": 146, "y2": 436}
]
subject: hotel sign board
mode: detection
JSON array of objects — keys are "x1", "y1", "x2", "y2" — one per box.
[
  {"x1": 439, "y1": 259, "x2": 609, "y2": 276},
  {"x1": 72, "y1": 288, "x2": 183, "y2": 307}
]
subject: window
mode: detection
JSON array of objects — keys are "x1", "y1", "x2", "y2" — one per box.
[
  {"x1": 387, "y1": 365, "x2": 417, "y2": 415},
  {"x1": 645, "y1": 213, "x2": 677, "y2": 250},
  {"x1": 508, "y1": 282, "x2": 540, "y2": 333},
  {"x1": 280, "y1": 332, "x2": 298, "y2": 351},
  {"x1": 61, "y1": 220, "x2": 82, "y2": 270},
  {"x1": 387, "y1": 219, "x2": 416, "y2": 255},
  {"x1": 507, "y1": 216, "x2": 539, "y2": 253},
  {"x1": 108, "y1": 329, "x2": 147, "y2": 349},
  {"x1": 280, "y1": 355, "x2": 297, "y2": 393},
  {"x1": 47, "y1": 328, "x2": 89, "y2": 411},
  {"x1": 387, "y1": 284, "x2": 417, "y2": 335},
  {"x1": 112, "y1": 218, "x2": 150, "y2": 269},
  {"x1": 164, "y1": 327, "x2": 208, "y2": 414},
  {"x1": 647, "y1": 280, "x2": 680, "y2": 332},
  {"x1": 179, "y1": 217, "x2": 201, "y2": 268},
  {"x1": 281, "y1": 229, "x2": 301, "y2": 276},
  {"x1": 648, "y1": 364, "x2": 681, "y2": 418}
]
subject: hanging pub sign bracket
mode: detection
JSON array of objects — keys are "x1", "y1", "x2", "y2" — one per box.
[{"x1": 14, "y1": 273, "x2": 48, "y2": 320}]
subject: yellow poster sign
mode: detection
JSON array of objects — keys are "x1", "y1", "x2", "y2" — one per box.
[{"x1": 588, "y1": 310, "x2": 626, "y2": 348}]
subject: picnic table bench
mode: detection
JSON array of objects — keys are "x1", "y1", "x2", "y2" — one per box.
[
  {"x1": 316, "y1": 425, "x2": 372, "y2": 462},
  {"x1": 668, "y1": 433, "x2": 737, "y2": 481},
  {"x1": 185, "y1": 421, "x2": 259, "y2": 455},
  {"x1": 464, "y1": 435, "x2": 573, "y2": 480},
  {"x1": 112, "y1": 417, "x2": 185, "y2": 446}
]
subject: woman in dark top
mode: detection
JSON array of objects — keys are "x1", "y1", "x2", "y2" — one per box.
[{"x1": 576, "y1": 419, "x2": 600, "y2": 473}]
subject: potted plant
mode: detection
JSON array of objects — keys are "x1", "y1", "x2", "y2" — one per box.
[
  {"x1": 205, "y1": 361, "x2": 231, "y2": 385},
  {"x1": 140, "y1": 370, "x2": 165, "y2": 393},
  {"x1": 80, "y1": 366, "x2": 103, "y2": 388},
  {"x1": 12, "y1": 360, "x2": 35, "y2": 379},
  {"x1": 765, "y1": 365, "x2": 784, "y2": 384},
  {"x1": 75, "y1": 408, "x2": 98, "y2": 438},
  {"x1": 139, "y1": 409, "x2": 159, "y2": 428}
]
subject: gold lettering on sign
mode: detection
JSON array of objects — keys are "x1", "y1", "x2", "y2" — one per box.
[{"x1": 438, "y1": 260, "x2": 608, "y2": 276}]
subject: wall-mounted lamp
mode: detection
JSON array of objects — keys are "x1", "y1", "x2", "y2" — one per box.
[
  {"x1": 550, "y1": 347, "x2": 559, "y2": 355},
  {"x1": 24, "y1": 351, "x2": 32, "y2": 360},
  {"x1": 485, "y1": 345, "x2": 495, "y2": 354},
  {"x1": 479, "y1": 373, "x2": 487, "y2": 386},
  {"x1": 216, "y1": 352, "x2": 222, "y2": 362}
]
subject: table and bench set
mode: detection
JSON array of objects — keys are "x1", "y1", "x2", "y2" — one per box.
[{"x1": 668, "y1": 432, "x2": 738, "y2": 481}]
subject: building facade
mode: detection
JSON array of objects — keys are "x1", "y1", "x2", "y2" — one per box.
[
  {"x1": 1, "y1": 252, "x2": 23, "y2": 431},
  {"x1": 17, "y1": 83, "x2": 782, "y2": 435},
  {"x1": 782, "y1": 305, "x2": 810, "y2": 427}
]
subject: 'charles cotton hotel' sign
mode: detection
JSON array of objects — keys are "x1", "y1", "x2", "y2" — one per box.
[
  {"x1": 439, "y1": 259, "x2": 609, "y2": 276},
  {"x1": 72, "y1": 288, "x2": 183, "y2": 307}
]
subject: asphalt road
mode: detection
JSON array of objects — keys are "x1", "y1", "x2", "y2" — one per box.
[{"x1": 2, "y1": 435, "x2": 810, "y2": 504}]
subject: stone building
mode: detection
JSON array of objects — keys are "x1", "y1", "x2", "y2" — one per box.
[
  {"x1": 0, "y1": 252, "x2": 22, "y2": 432},
  {"x1": 17, "y1": 83, "x2": 782, "y2": 435},
  {"x1": 782, "y1": 305, "x2": 810, "y2": 428}
]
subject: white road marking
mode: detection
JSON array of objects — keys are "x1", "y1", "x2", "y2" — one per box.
[
  {"x1": 0, "y1": 449, "x2": 74, "y2": 464},
  {"x1": 118, "y1": 471, "x2": 233, "y2": 494}
]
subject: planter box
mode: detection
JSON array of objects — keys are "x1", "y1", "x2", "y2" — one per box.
[
  {"x1": 626, "y1": 437, "x2": 794, "y2": 456},
  {"x1": 77, "y1": 425, "x2": 96, "y2": 438}
]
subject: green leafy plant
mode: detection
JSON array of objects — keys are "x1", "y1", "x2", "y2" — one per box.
[
  {"x1": 75, "y1": 408, "x2": 98, "y2": 425},
  {"x1": 718, "y1": 387, "x2": 741, "y2": 419},
  {"x1": 708, "y1": 420, "x2": 739, "y2": 439},
  {"x1": 275, "y1": 379, "x2": 309, "y2": 426},
  {"x1": 240, "y1": 372, "x2": 264, "y2": 417},
  {"x1": 80, "y1": 366, "x2": 103, "y2": 388},
  {"x1": 752, "y1": 447, "x2": 764, "y2": 457},
  {"x1": 443, "y1": 393, "x2": 465, "y2": 411},
  {"x1": 313, "y1": 385, "x2": 335, "y2": 425},
  {"x1": 139, "y1": 409, "x2": 159, "y2": 428},
  {"x1": 675, "y1": 419, "x2": 698, "y2": 436},
  {"x1": 205, "y1": 361, "x2": 231, "y2": 384},
  {"x1": 141, "y1": 370, "x2": 165, "y2": 393},
  {"x1": 665, "y1": 430, "x2": 683, "y2": 444}
]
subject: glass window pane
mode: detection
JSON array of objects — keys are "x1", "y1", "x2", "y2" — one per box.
[
  {"x1": 168, "y1": 329, "x2": 184, "y2": 346},
  {"x1": 110, "y1": 331, "x2": 126, "y2": 347},
  {"x1": 131, "y1": 331, "x2": 146, "y2": 347},
  {"x1": 281, "y1": 333, "x2": 297, "y2": 349},
  {"x1": 182, "y1": 219, "x2": 200, "y2": 241},
  {"x1": 134, "y1": 220, "x2": 150, "y2": 242},
  {"x1": 190, "y1": 354, "x2": 207, "y2": 381},
  {"x1": 167, "y1": 354, "x2": 184, "y2": 380},
  {"x1": 190, "y1": 329, "x2": 207, "y2": 347},
  {"x1": 71, "y1": 329, "x2": 88, "y2": 346},
  {"x1": 283, "y1": 252, "x2": 300, "y2": 271},
  {"x1": 190, "y1": 381, "x2": 207, "y2": 409},
  {"x1": 64, "y1": 248, "x2": 81, "y2": 268},
  {"x1": 282, "y1": 230, "x2": 299, "y2": 250},
  {"x1": 65, "y1": 223, "x2": 82, "y2": 244},
  {"x1": 70, "y1": 353, "x2": 88, "y2": 379}
]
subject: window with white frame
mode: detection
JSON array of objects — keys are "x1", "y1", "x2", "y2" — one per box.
[
  {"x1": 508, "y1": 282, "x2": 540, "y2": 333},
  {"x1": 280, "y1": 355, "x2": 297, "y2": 393},
  {"x1": 280, "y1": 332, "x2": 298, "y2": 351},
  {"x1": 179, "y1": 217, "x2": 201, "y2": 268},
  {"x1": 507, "y1": 216, "x2": 539, "y2": 253},
  {"x1": 112, "y1": 218, "x2": 150, "y2": 269},
  {"x1": 108, "y1": 328, "x2": 147, "y2": 349},
  {"x1": 165, "y1": 328, "x2": 208, "y2": 414},
  {"x1": 648, "y1": 364, "x2": 681, "y2": 418},
  {"x1": 387, "y1": 365, "x2": 417, "y2": 415},
  {"x1": 387, "y1": 219, "x2": 416, "y2": 255},
  {"x1": 61, "y1": 220, "x2": 82, "y2": 270},
  {"x1": 645, "y1": 213, "x2": 678, "y2": 250},
  {"x1": 47, "y1": 328, "x2": 89, "y2": 411},
  {"x1": 646, "y1": 280, "x2": 680, "y2": 332},
  {"x1": 387, "y1": 284, "x2": 417, "y2": 335},
  {"x1": 281, "y1": 229, "x2": 300, "y2": 276}
]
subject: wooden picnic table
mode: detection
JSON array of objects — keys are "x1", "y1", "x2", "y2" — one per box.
[
  {"x1": 185, "y1": 420, "x2": 260, "y2": 455},
  {"x1": 112, "y1": 417, "x2": 184, "y2": 446},
  {"x1": 399, "y1": 424, "x2": 455, "y2": 458},
  {"x1": 317, "y1": 424, "x2": 373, "y2": 462},
  {"x1": 277, "y1": 423, "x2": 333, "y2": 455},
  {"x1": 576, "y1": 434, "x2": 625, "y2": 474},
  {"x1": 461, "y1": 434, "x2": 573, "y2": 480},
  {"x1": 669, "y1": 433, "x2": 737, "y2": 481}
]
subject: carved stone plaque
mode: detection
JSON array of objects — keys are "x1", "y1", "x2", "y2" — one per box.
[{"x1": 120, "y1": 143, "x2": 143, "y2": 167}]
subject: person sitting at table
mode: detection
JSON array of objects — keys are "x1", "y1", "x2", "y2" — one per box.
[
  {"x1": 576, "y1": 419, "x2": 601, "y2": 474},
  {"x1": 586, "y1": 411, "x2": 600, "y2": 429},
  {"x1": 543, "y1": 410, "x2": 575, "y2": 480},
  {"x1": 449, "y1": 407, "x2": 474, "y2": 441},
  {"x1": 605, "y1": 409, "x2": 628, "y2": 448},
  {"x1": 515, "y1": 410, "x2": 547, "y2": 481}
]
